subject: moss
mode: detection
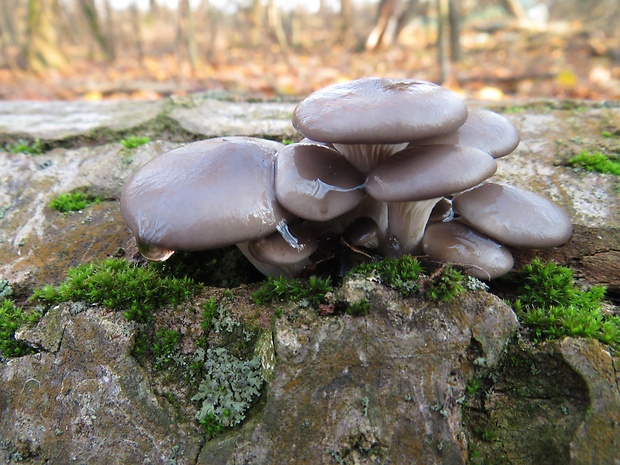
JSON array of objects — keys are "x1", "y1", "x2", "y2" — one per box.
[
  {"x1": 31, "y1": 258, "x2": 201, "y2": 322},
  {"x1": 0, "y1": 299, "x2": 37, "y2": 359},
  {"x1": 346, "y1": 298, "x2": 370, "y2": 316},
  {"x1": 152, "y1": 328, "x2": 182, "y2": 369},
  {"x1": 568, "y1": 150, "x2": 620, "y2": 176},
  {"x1": 252, "y1": 275, "x2": 332, "y2": 307},
  {"x1": 5, "y1": 138, "x2": 45, "y2": 154},
  {"x1": 423, "y1": 265, "x2": 465, "y2": 301},
  {"x1": 349, "y1": 256, "x2": 423, "y2": 297},
  {"x1": 48, "y1": 189, "x2": 101, "y2": 213},
  {"x1": 120, "y1": 135, "x2": 150, "y2": 149},
  {"x1": 506, "y1": 259, "x2": 618, "y2": 350}
]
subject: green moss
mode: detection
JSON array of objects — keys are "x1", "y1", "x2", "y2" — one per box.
[
  {"x1": 0, "y1": 279, "x2": 39, "y2": 359},
  {"x1": 508, "y1": 259, "x2": 618, "y2": 349},
  {"x1": 152, "y1": 329, "x2": 182, "y2": 369},
  {"x1": 120, "y1": 135, "x2": 150, "y2": 148},
  {"x1": 31, "y1": 258, "x2": 201, "y2": 322},
  {"x1": 349, "y1": 256, "x2": 423, "y2": 297},
  {"x1": 424, "y1": 265, "x2": 465, "y2": 301},
  {"x1": 5, "y1": 138, "x2": 44, "y2": 154},
  {"x1": 252, "y1": 275, "x2": 332, "y2": 307},
  {"x1": 568, "y1": 150, "x2": 620, "y2": 176},
  {"x1": 0, "y1": 299, "x2": 37, "y2": 358},
  {"x1": 346, "y1": 298, "x2": 370, "y2": 316},
  {"x1": 48, "y1": 190, "x2": 101, "y2": 213}
]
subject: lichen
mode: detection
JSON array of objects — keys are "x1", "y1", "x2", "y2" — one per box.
[{"x1": 191, "y1": 347, "x2": 263, "y2": 434}]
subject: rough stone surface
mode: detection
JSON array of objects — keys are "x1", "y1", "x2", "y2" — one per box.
[
  {"x1": 198, "y1": 285, "x2": 519, "y2": 464},
  {"x1": 1, "y1": 304, "x2": 203, "y2": 464},
  {"x1": 0, "y1": 98, "x2": 619, "y2": 464}
]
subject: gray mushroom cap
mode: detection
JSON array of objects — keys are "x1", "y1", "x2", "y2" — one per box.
[
  {"x1": 275, "y1": 142, "x2": 366, "y2": 221},
  {"x1": 120, "y1": 137, "x2": 290, "y2": 258},
  {"x1": 292, "y1": 77, "x2": 468, "y2": 144},
  {"x1": 366, "y1": 144, "x2": 497, "y2": 202},
  {"x1": 423, "y1": 220, "x2": 514, "y2": 280},
  {"x1": 248, "y1": 223, "x2": 318, "y2": 266},
  {"x1": 413, "y1": 108, "x2": 520, "y2": 159},
  {"x1": 452, "y1": 182, "x2": 573, "y2": 248}
]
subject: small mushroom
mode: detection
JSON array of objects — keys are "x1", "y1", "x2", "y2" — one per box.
[
  {"x1": 413, "y1": 108, "x2": 520, "y2": 158},
  {"x1": 120, "y1": 137, "x2": 291, "y2": 261},
  {"x1": 452, "y1": 182, "x2": 573, "y2": 247},
  {"x1": 242, "y1": 222, "x2": 319, "y2": 278},
  {"x1": 423, "y1": 220, "x2": 514, "y2": 280},
  {"x1": 343, "y1": 216, "x2": 379, "y2": 248},
  {"x1": 365, "y1": 144, "x2": 497, "y2": 256},
  {"x1": 292, "y1": 77, "x2": 468, "y2": 172},
  {"x1": 275, "y1": 142, "x2": 366, "y2": 221}
]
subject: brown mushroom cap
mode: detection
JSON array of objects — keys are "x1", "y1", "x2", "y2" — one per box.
[
  {"x1": 452, "y1": 182, "x2": 573, "y2": 247},
  {"x1": 413, "y1": 108, "x2": 520, "y2": 158},
  {"x1": 423, "y1": 220, "x2": 514, "y2": 279},
  {"x1": 292, "y1": 77, "x2": 468, "y2": 144},
  {"x1": 275, "y1": 143, "x2": 366, "y2": 221},
  {"x1": 120, "y1": 137, "x2": 290, "y2": 258},
  {"x1": 366, "y1": 144, "x2": 497, "y2": 202}
]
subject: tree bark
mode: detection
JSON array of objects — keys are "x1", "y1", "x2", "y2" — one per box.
[
  {"x1": 176, "y1": 0, "x2": 199, "y2": 72},
  {"x1": 436, "y1": 0, "x2": 450, "y2": 82},
  {"x1": 80, "y1": 0, "x2": 115, "y2": 61},
  {"x1": 130, "y1": 0, "x2": 144, "y2": 62},
  {"x1": 365, "y1": 0, "x2": 415, "y2": 51},
  {"x1": 268, "y1": 0, "x2": 288, "y2": 53},
  {"x1": 339, "y1": 0, "x2": 353, "y2": 44},
  {"x1": 24, "y1": 0, "x2": 67, "y2": 73}
]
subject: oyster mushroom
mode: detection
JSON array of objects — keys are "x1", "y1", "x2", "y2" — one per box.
[
  {"x1": 120, "y1": 137, "x2": 291, "y2": 262},
  {"x1": 274, "y1": 142, "x2": 366, "y2": 221},
  {"x1": 413, "y1": 107, "x2": 520, "y2": 158},
  {"x1": 423, "y1": 220, "x2": 514, "y2": 279},
  {"x1": 292, "y1": 77, "x2": 468, "y2": 173},
  {"x1": 243, "y1": 222, "x2": 319, "y2": 278},
  {"x1": 452, "y1": 182, "x2": 573, "y2": 248},
  {"x1": 365, "y1": 144, "x2": 497, "y2": 256}
]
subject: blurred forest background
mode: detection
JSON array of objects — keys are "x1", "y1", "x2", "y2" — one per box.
[{"x1": 0, "y1": 0, "x2": 619, "y2": 101}]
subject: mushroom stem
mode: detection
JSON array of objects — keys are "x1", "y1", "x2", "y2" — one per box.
[
  {"x1": 333, "y1": 142, "x2": 408, "y2": 173},
  {"x1": 380, "y1": 198, "x2": 441, "y2": 257}
]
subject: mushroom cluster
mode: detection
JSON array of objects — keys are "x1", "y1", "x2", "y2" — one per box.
[{"x1": 121, "y1": 77, "x2": 572, "y2": 280}]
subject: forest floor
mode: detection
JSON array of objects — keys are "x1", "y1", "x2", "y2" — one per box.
[{"x1": 1, "y1": 23, "x2": 619, "y2": 101}]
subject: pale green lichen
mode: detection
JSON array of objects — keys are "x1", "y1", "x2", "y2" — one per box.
[{"x1": 191, "y1": 347, "x2": 263, "y2": 431}]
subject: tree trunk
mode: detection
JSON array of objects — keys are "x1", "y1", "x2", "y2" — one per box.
[
  {"x1": 130, "y1": 0, "x2": 144, "y2": 62},
  {"x1": 249, "y1": 0, "x2": 263, "y2": 47},
  {"x1": 268, "y1": 0, "x2": 288, "y2": 53},
  {"x1": 339, "y1": 0, "x2": 353, "y2": 44},
  {"x1": 176, "y1": 0, "x2": 199, "y2": 72},
  {"x1": 448, "y1": 0, "x2": 460, "y2": 62},
  {"x1": 365, "y1": 0, "x2": 415, "y2": 51},
  {"x1": 500, "y1": 0, "x2": 527, "y2": 20},
  {"x1": 436, "y1": 0, "x2": 450, "y2": 82},
  {"x1": 80, "y1": 0, "x2": 114, "y2": 61},
  {"x1": 24, "y1": 0, "x2": 67, "y2": 73}
]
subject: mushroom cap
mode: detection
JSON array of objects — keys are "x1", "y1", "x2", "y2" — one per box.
[
  {"x1": 366, "y1": 144, "x2": 497, "y2": 202},
  {"x1": 275, "y1": 142, "x2": 366, "y2": 221},
  {"x1": 452, "y1": 182, "x2": 573, "y2": 248},
  {"x1": 120, "y1": 137, "x2": 290, "y2": 253},
  {"x1": 413, "y1": 108, "x2": 520, "y2": 158},
  {"x1": 423, "y1": 220, "x2": 514, "y2": 280},
  {"x1": 248, "y1": 223, "x2": 318, "y2": 266},
  {"x1": 292, "y1": 77, "x2": 468, "y2": 144},
  {"x1": 343, "y1": 216, "x2": 379, "y2": 247}
]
